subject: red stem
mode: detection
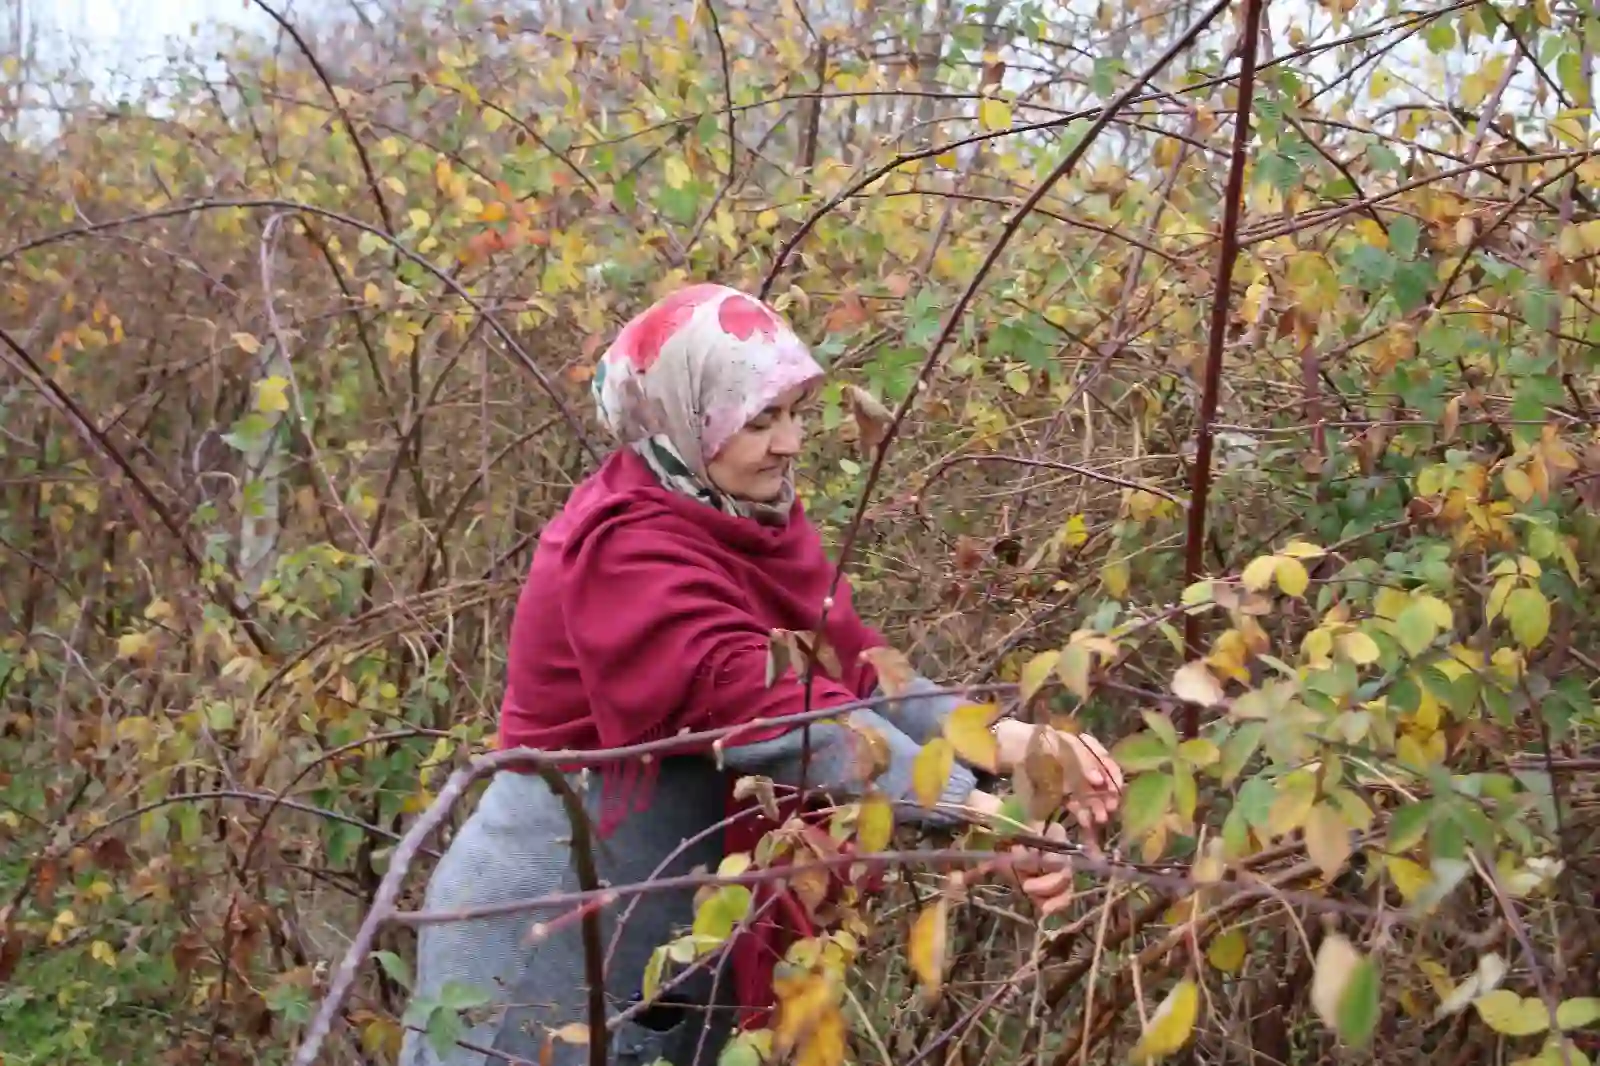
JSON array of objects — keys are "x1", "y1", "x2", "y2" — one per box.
[{"x1": 1180, "y1": 0, "x2": 1268, "y2": 739}]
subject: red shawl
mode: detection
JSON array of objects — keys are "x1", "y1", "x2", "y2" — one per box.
[{"x1": 500, "y1": 448, "x2": 885, "y2": 1021}]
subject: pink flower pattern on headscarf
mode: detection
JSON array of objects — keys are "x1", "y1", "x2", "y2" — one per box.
[{"x1": 593, "y1": 284, "x2": 823, "y2": 519}]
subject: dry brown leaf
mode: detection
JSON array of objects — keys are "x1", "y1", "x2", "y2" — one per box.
[
  {"x1": 1014, "y1": 725, "x2": 1066, "y2": 821},
  {"x1": 733, "y1": 775, "x2": 781, "y2": 821},
  {"x1": 859, "y1": 645, "x2": 916, "y2": 701},
  {"x1": 845, "y1": 721, "x2": 891, "y2": 782},
  {"x1": 845, "y1": 385, "x2": 893, "y2": 454}
]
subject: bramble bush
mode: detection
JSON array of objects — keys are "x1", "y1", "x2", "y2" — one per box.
[{"x1": 2, "y1": 0, "x2": 1599, "y2": 1064}]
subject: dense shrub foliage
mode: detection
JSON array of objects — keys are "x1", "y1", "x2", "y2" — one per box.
[{"x1": 2, "y1": 0, "x2": 1598, "y2": 1064}]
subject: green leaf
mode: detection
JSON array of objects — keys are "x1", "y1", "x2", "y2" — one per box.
[
  {"x1": 1394, "y1": 602, "x2": 1438, "y2": 656},
  {"x1": 1386, "y1": 799, "x2": 1433, "y2": 853},
  {"x1": 1111, "y1": 732, "x2": 1171, "y2": 773},
  {"x1": 1388, "y1": 216, "x2": 1421, "y2": 259},
  {"x1": 1217, "y1": 722, "x2": 1263, "y2": 785},
  {"x1": 426, "y1": 1005, "x2": 462, "y2": 1056},
  {"x1": 374, "y1": 950, "x2": 413, "y2": 990},
  {"x1": 1336, "y1": 954, "x2": 1381, "y2": 1048},
  {"x1": 1141, "y1": 710, "x2": 1180, "y2": 750},
  {"x1": 437, "y1": 980, "x2": 490, "y2": 1011},
  {"x1": 1557, "y1": 997, "x2": 1600, "y2": 1030},
  {"x1": 1121, "y1": 772, "x2": 1174, "y2": 838},
  {"x1": 1505, "y1": 587, "x2": 1551, "y2": 649}
]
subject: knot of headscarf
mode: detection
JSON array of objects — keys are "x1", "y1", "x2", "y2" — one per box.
[{"x1": 592, "y1": 284, "x2": 824, "y2": 525}]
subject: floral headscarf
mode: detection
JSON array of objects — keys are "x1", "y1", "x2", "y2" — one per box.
[{"x1": 592, "y1": 283, "x2": 824, "y2": 523}]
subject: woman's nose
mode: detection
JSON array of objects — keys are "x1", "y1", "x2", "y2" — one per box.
[{"x1": 770, "y1": 416, "x2": 803, "y2": 456}]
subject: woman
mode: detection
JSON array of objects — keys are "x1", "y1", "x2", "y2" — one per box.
[{"x1": 400, "y1": 284, "x2": 1123, "y2": 1066}]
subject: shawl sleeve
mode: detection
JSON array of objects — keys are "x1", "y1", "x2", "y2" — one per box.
[{"x1": 559, "y1": 523, "x2": 865, "y2": 748}]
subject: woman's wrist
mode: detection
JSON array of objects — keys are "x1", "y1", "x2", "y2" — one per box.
[{"x1": 963, "y1": 787, "x2": 1004, "y2": 821}]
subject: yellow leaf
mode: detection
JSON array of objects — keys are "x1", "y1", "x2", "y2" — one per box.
[
  {"x1": 90, "y1": 940, "x2": 117, "y2": 967},
  {"x1": 232, "y1": 331, "x2": 262, "y2": 355},
  {"x1": 1021, "y1": 650, "x2": 1061, "y2": 702},
  {"x1": 911, "y1": 738, "x2": 954, "y2": 808},
  {"x1": 116, "y1": 632, "x2": 154, "y2": 661},
  {"x1": 255, "y1": 375, "x2": 291, "y2": 414},
  {"x1": 908, "y1": 897, "x2": 948, "y2": 999},
  {"x1": 1338, "y1": 631, "x2": 1381, "y2": 665},
  {"x1": 1268, "y1": 773, "x2": 1317, "y2": 838},
  {"x1": 550, "y1": 1022, "x2": 590, "y2": 1044},
  {"x1": 1241, "y1": 554, "x2": 1279, "y2": 591},
  {"x1": 360, "y1": 1017, "x2": 403, "y2": 1061},
  {"x1": 857, "y1": 792, "x2": 894, "y2": 853},
  {"x1": 1128, "y1": 978, "x2": 1199, "y2": 1060},
  {"x1": 1474, "y1": 989, "x2": 1551, "y2": 1037},
  {"x1": 1281, "y1": 540, "x2": 1325, "y2": 559},
  {"x1": 664, "y1": 156, "x2": 692, "y2": 189},
  {"x1": 1559, "y1": 225, "x2": 1585, "y2": 260},
  {"x1": 1060, "y1": 513, "x2": 1090, "y2": 548},
  {"x1": 1207, "y1": 928, "x2": 1247, "y2": 973},
  {"x1": 1275, "y1": 556, "x2": 1310, "y2": 597},
  {"x1": 407, "y1": 207, "x2": 431, "y2": 230},
  {"x1": 1171, "y1": 661, "x2": 1224, "y2": 707},
  {"x1": 1304, "y1": 802, "x2": 1352, "y2": 878},
  {"x1": 1504, "y1": 466, "x2": 1534, "y2": 502},
  {"x1": 943, "y1": 702, "x2": 1001, "y2": 772},
  {"x1": 1101, "y1": 559, "x2": 1130, "y2": 598},
  {"x1": 756, "y1": 209, "x2": 779, "y2": 229},
  {"x1": 774, "y1": 972, "x2": 844, "y2": 1064},
  {"x1": 978, "y1": 96, "x2": 1012, "y2": 130}
]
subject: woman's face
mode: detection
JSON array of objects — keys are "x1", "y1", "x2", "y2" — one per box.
[{"x1": 706, "y1": 382, "x2": 810, "y2": 503}]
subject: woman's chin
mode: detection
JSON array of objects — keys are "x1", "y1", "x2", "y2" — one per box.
[{"x1": 737, "y1": 478, "x2": 788, "y2": 505}]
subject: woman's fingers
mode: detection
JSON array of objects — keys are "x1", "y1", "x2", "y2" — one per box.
[
  {"x1": 1021, "y1": 866, "x2": 1071, "y2": 901},
  {"x1": 1087, "y1": 734, "x2": 1126, "y2": 793},
  {"x1": 1074, "y1": 732, "x2": 1123, "y2": 794}
]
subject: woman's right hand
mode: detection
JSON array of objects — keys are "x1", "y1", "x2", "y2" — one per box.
[{"x1": 962, "y1": 790, "x2": 1078, "y2": 917}]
